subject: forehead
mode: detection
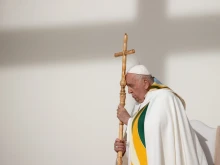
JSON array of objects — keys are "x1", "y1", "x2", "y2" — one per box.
[{"x1": 126, "y1": 73, "x2": 137, "y2": 83}]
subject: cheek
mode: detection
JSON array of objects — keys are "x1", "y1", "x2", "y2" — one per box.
[
  {"x1": 135, "y1": 88, "x2": 145, "y2": 97},
  {"x1": 133, "y1": 88, "x2": 141, "y2": 96},
  {"x1": 132, "y1": 87, "x2": 138, "y2": 93}
]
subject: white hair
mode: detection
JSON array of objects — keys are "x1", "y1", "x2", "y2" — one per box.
[{"x1": 134, "y1": 74, "x2": 154, "y2": 84}]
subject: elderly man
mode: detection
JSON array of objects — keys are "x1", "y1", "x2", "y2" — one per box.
[{"x1": 114, "y1": 65, "x2": 208, "y2": 165}]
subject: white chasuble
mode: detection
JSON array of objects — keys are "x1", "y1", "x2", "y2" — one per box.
[{"x1": 125, "y1": 86, "x2": 208, "y2": 165}]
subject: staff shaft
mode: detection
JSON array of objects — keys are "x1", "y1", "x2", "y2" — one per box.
[
  {"x1": 117, "y1": 34, "x2": 127, "y2": 165},
  {"x1": 114, "y1": 33, "x2": 135, "y2": 165}
]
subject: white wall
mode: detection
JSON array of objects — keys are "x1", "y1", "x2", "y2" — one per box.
[
  {"x1": 0, "y1": 60, "x2": 136, "y2": 165},
  {"x1": 164, "y1": 52, "x2": 220, "y2": 127},
  {"x1": 0, "y1": 0, "x2": 220, "y2": 165}
]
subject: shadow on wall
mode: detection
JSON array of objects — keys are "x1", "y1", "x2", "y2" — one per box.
[
  {"x1": 195, "y1": 131, "x2": 213, "y2": 165},
  {"x1": 0, "y1": 0, "x2": 219, "y2": 80}
]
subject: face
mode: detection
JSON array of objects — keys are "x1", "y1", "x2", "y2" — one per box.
[{"x1": 126, "y1": 73, "x2": 150, "y2": 103}]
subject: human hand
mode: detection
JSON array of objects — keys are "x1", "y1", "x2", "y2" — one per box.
[
  {"x1": 117, "y1": 105, "x2": 130, "y2": 125},
  {"x1": 114, "y1": 138, "x2": 126, "y2": 155}
]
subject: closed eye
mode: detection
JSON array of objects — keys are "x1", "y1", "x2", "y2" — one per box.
[{"x1": 127, "y1": 84, "x2": 134, "y2": 88}]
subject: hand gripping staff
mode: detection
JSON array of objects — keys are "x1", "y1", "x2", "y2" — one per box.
[{"x1": 114, "y1": 33, "x2": 135, "y2": 165}]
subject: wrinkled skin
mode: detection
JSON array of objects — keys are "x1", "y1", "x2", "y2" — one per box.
[
  {"x1": 114, "y1": 138, "x2": 126, "y2": 155},
  {"x1": 115, "y1": 73, "x2": 151, "y2": 154},
  {"x1": 117, "y1": 73, "x2": 150, "y2": 124}
]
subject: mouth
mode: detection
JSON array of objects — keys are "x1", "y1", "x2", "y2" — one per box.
[{"x1": 132, "y1": 95, "x2": 138, "y2": 101}]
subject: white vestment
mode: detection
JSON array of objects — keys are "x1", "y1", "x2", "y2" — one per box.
[{"x1": 125, "y1": 88, "x2": 208, "y2": 165}]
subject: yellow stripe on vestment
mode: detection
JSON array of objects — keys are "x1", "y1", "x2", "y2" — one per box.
[{"x1": 132, "y1": 107, "x2": 148, "y2": 165}]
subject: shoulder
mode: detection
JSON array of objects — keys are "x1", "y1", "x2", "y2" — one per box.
[
  {"x1": 149, "y1": 89, "x2": 184, "y2": 111},
  {"x1": 146, "y1": 89, "x2": 175, "y2": 123},
  {"x1": 148, "y1": 89, "x2": 182, "y2": 110},
  {"x1": 151, "y1": 89, "x2": 176, "y2": 100}
]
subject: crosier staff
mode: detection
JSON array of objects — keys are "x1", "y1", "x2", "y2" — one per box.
[{"x1": 114, "y1": 33, "x2": 135, "y2": 165}]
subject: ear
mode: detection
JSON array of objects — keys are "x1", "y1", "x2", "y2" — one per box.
[{"x1": 144, "y1": 79, "x2": 150, "y2": 90}]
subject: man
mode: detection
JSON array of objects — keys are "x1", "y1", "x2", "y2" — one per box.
[{"x1": 114, "y1": 65, "x2": 208, "y2": 165}]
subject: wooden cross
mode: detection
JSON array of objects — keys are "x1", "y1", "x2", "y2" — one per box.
[
  {"x1": 114, "y1": 33, "x2": 135, "y2": 57},
  {"x1": 114, "y1": 33, "x2": 135, "y2": 165}
]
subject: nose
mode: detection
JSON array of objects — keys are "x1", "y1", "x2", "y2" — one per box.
[{"x1": 128, "y1": 87, "x2": 133, "y2": 94}]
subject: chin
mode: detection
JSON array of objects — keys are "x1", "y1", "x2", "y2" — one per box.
[
  {"x1": 134, "y1": 98, "x2": 140, "y2": 103},
  {"x1": 137, "y1": 99, "x2": 144, "y2": 103}
]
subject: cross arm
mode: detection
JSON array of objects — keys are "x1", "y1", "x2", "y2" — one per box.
[{"x1": 114, "y1": 49, "x2": 135, "y2": 57}]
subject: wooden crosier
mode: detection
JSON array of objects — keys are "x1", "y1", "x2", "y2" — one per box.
[{"x1": 114, "y1": 33, "x2": 135, "y2": 165}]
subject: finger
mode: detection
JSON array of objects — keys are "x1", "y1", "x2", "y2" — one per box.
[
  {"x1": 115, "y1": 146, "x2": 125, "y2": 152},
  {"x1": 115, "y1": 144, "x2": 125, "y2": 148},
  {"x1": 115, "y1": 141, "x2": 125, "y2": 146},
  {"x1": 115, "y1": 141, "x2": 125, "y2": 145},
  {"x1": 115, "y1": 138, "x2": 120, "y2": 141},
  {"x1": 118, "y1": 105, "x2": 124, "y2": 109},
  {"x1": 115, "y1": 144, "x2": 125, "y2": 149},
  {"x1": 118, "y1": 107, "x2": 126, "y2": 113},
  {"x1": 115, "y1": 138, "x2": 125, "y2": 143},
  {"x1": 115, "y1": 139, "x2": 125, "y2": 144},
  {"x1": 117, "y1": 108, "x2": 122, "y2": 114},
  {"x1": 117, "y1": 146, "x2": 125, "y2": 150}
]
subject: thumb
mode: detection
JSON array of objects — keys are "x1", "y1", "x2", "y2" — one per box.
[{"x1": 118, "y1": 105, "x2": 124, "y2": 109}]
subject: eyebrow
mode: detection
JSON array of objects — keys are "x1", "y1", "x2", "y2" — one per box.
[{"x1": 126, "y1": 83, "x2": 133, "y2": 87}]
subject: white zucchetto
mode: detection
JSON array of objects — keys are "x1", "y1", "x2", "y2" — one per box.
[{"x1": 127, "y1": 65, "x2": 150, "y2": 75}]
